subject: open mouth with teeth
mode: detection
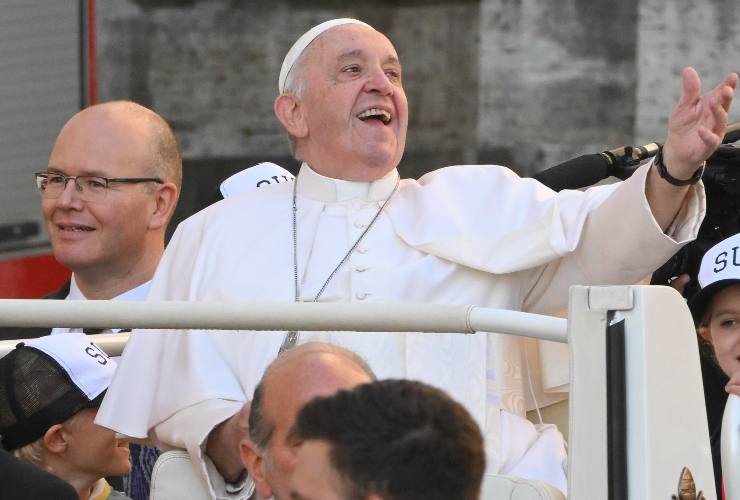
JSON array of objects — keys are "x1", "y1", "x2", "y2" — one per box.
[
  {"x1": 59, "y1": 224, "x2": 94, "y2": 232},
  {"x1": 356, "y1": 108, "x2": 392, "y2": 124}
]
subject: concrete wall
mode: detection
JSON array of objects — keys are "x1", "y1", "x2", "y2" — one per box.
[{"x1": 95, "y1": 0, "x2": 739, "y2": 223}]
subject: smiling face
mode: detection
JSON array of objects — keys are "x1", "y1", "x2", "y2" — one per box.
[
  {"x1": 279, "y1": 24, "x2": 408, "y2": 181},
  {"x1": 699, "y1": 284, "x2": 740, "y2": 378},
  {"x1": 62, "y1": 408, "x2": 131, "y2": 478},
  {"x1": 42, "y1": 105, "x2": 165, "y2": 278}
]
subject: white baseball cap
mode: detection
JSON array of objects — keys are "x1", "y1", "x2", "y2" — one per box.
[
  {"x1": 219, "y1": 162, "x2": 294, "y2": 198},
  {"x1": 689, "y1": 233, "x2": 740, "y2": 321}
]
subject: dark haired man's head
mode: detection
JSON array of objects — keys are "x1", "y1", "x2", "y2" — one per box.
[
  {"x1": 240, "y1": 342, "x2": 375, "y2": 500},
  {"x1": 286, "y1": 379, "x2": 486, "y2": 500}
]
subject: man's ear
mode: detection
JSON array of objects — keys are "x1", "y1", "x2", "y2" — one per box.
[
  {"x1": 42, "y1": 423, "x2": 68, "y2": 454},
  {"x1": 274, "y1": 94, "x2": 308, "y2": 139},
  {"x1": 698, "y1": 324, "x2": 713, "y2": 343},
  {"x1": 240, "y1": 438, "x2": 273, "y2": 499},
  {"x1": 148, "y1": 182, "x2": 178, "y2": 231}
]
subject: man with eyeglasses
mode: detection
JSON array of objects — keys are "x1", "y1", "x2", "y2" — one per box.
[
  {"x1": 0, "y1": 101, "x2": 181, "y2": 341},
  {"x1": 0, "y1": 100, "x2": 181, "y2": 500}
]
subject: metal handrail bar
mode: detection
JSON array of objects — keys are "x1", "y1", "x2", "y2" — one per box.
[{"x1": 0, "y1": 299, "x2": 568, "y2": 357}]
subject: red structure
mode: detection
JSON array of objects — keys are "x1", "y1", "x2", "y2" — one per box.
[{"x1": 0, "y1": 255, "x2": 70, "y2": 298}]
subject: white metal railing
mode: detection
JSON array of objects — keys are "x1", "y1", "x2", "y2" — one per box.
[
  {"x1": 0, "y1": 295, "x2": 737, "y2": 499},
  {"x1": 0, "y1": 299, "x2": 568, "y2": 359}
]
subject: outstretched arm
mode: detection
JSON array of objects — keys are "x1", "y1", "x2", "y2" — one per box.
[{"x1": 646, "y1": 67, "x2": 737, "y2": 231}]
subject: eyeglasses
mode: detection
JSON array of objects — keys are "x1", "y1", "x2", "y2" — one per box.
[{"x1": 34, "y1": 172, "x2": 163, "y2": 202}]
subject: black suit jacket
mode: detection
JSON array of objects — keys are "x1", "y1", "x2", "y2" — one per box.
[
  {"x1": 0, "y1": 448, "x2": 78, "y2": 500},
  {"x1": 0, "y1": 281, "x2": 70, "y2": 341}
]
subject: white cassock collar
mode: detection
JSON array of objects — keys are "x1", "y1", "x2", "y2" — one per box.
[{"x1": 297, "y1": 162, "x2": 400, "y2": 203}]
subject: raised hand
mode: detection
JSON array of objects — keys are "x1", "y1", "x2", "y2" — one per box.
[{"x1": 662, "y1": 68, "x2": 737, "y2": 180}]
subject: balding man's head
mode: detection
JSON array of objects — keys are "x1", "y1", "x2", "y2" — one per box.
[
  {"x1": 59, "y1": 101, "x2": 182, "y2": 192},
  {"x1": 248, "y1": 342, "x2": 374, "y2": 450},
  {"x1": 41, "y1": 101, "x2": 181, "y2": 297},
  {"x1": 242, "y1": 343, "x2": 375, "y2": 500}
]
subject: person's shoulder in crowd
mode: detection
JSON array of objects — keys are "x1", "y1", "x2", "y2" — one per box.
[{"x1": 0, "y1": 448, "x2": 78, "y2": 500}]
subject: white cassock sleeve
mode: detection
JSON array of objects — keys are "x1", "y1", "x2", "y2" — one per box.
[
  {"x1": 492, "y1": 410, "x2": 568, "y2": 495},
  {"x1": 387, "y1": 161, "x2": 704, "y2": 313}
]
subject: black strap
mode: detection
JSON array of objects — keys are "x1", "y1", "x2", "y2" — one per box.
[{"x1": 655, "y1": 146, "x2": 704, "y2": 186}]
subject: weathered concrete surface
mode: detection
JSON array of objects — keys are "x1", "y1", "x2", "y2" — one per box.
[
  {"x1": 96, "y1": 0, "x2": 740, "y2": 225},
  {"x1": 477, "y1": 0, "x2": 638, "y2": 174},
  {"x1": 635, "y1": 0, "x2": 740, "y2": 144},
  {"x1": 97, "y1": 0, "x2": 481, "y2": 180}
]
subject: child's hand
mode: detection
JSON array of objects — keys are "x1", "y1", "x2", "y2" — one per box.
[{"x1": 727, "y1": 370, "x2": 740, "y2": 397}]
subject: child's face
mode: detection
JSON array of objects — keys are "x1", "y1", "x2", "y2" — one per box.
[
  {"x1": 63, "y1": 407, "x2": 131, "y2": 478},
  {"x1": 699, "y1": 284, "x2": 740, "y2": 378}
]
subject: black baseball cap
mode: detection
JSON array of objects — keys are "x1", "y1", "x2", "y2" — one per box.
[{"x1": 0, "y1": 333, "x2": 116, "y2": 451}]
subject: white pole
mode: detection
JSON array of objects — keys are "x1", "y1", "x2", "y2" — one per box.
[
  {"x1": 723, "y1": 395, "x2": 740, "y2": 500},
  {"x1": 0, "y1": 300, "x2": 473, "y2": 332},
  {"x1": 0, "y1": 299, "x2": 567, "y2": 355},
  {"x1": 468, "y1": 307, "x2": 567, "y2": 343}
]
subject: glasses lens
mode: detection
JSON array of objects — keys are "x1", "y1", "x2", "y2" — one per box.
[
  {"x1": 36, "y1": 173, "x2": 66, "y2": 197},
  {"x1": 77, "y1": 176, "x2": 108, "y2": 201},
  {"x1": 34, "y1": 174, "x2": 108, "y2": 201},
  {"x1": 35, "y1": 174, "x2": 48, "y2": 193}
]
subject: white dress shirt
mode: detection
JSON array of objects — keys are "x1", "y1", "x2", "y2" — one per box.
[{"x1": 51, "y1": 275, "x2": 151, "y2": 335}]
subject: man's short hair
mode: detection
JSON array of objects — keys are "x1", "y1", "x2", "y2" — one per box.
[
  {"x1": 103, "y1": 100, "x2": 183, "y2": 195},
  {"x1": 281, "y1": 51, "x2": 309, "y2": 160},
  {"x1": 248, "y1": 343, "x2": 375, "y2": 451},
  {"x1": 148, "y1": 110, "x2": 182, "y2": 193},
  {"x1": 289, "y1": 379, "x2": 486, "y2": 500}
]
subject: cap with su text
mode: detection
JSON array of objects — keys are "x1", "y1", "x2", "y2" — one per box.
[
  {"x1": 689, "y1": 233, "x2": 740, "y2": 323},
  {"x1": 0, "y1": 333, "x2": 116, "y2": 450}
]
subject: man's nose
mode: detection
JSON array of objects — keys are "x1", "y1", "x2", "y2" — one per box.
[
  {"x1": 57, "y1": 178, "x2": 84, "y2": 207},
  {"x1": 364, "y1": 67, "x2": 394, "y2": 96}
]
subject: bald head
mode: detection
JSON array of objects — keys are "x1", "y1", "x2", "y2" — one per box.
[
  {"x1": 57, "y1": 101, "x2": 182, "y2": 193},
  {"x1": 249, "y1": 342, "x2": 375, "y2": 450},
  {"x1": 243, "y1": 343, "x2": 375, "y2": 500}
]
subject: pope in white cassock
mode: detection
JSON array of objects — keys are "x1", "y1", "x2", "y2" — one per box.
[{"x1": 97, "y1": 18, "x2": 737, "y2": 500}]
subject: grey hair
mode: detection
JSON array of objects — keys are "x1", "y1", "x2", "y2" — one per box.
[{"x1": 281, "y1": 50, "x2": 309, "y2": 160}]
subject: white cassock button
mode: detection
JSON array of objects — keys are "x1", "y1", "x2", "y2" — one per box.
[
  {"x1": 354, "y1": 266, "x2": 368, "y2": 272},
  {"x1": 355, "y1": 291, "x2": 370, "y2": 300},
  {"x1": 354, "y1": 220, "x2": 367, "y2": 229},
  {"x1": 356, "y1": 246, "x2": 368, "y2": 254}
]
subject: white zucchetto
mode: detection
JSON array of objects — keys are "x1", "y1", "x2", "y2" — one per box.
[{"x1": 278, "y1": 18, "x2": 374, "y2": 93}]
